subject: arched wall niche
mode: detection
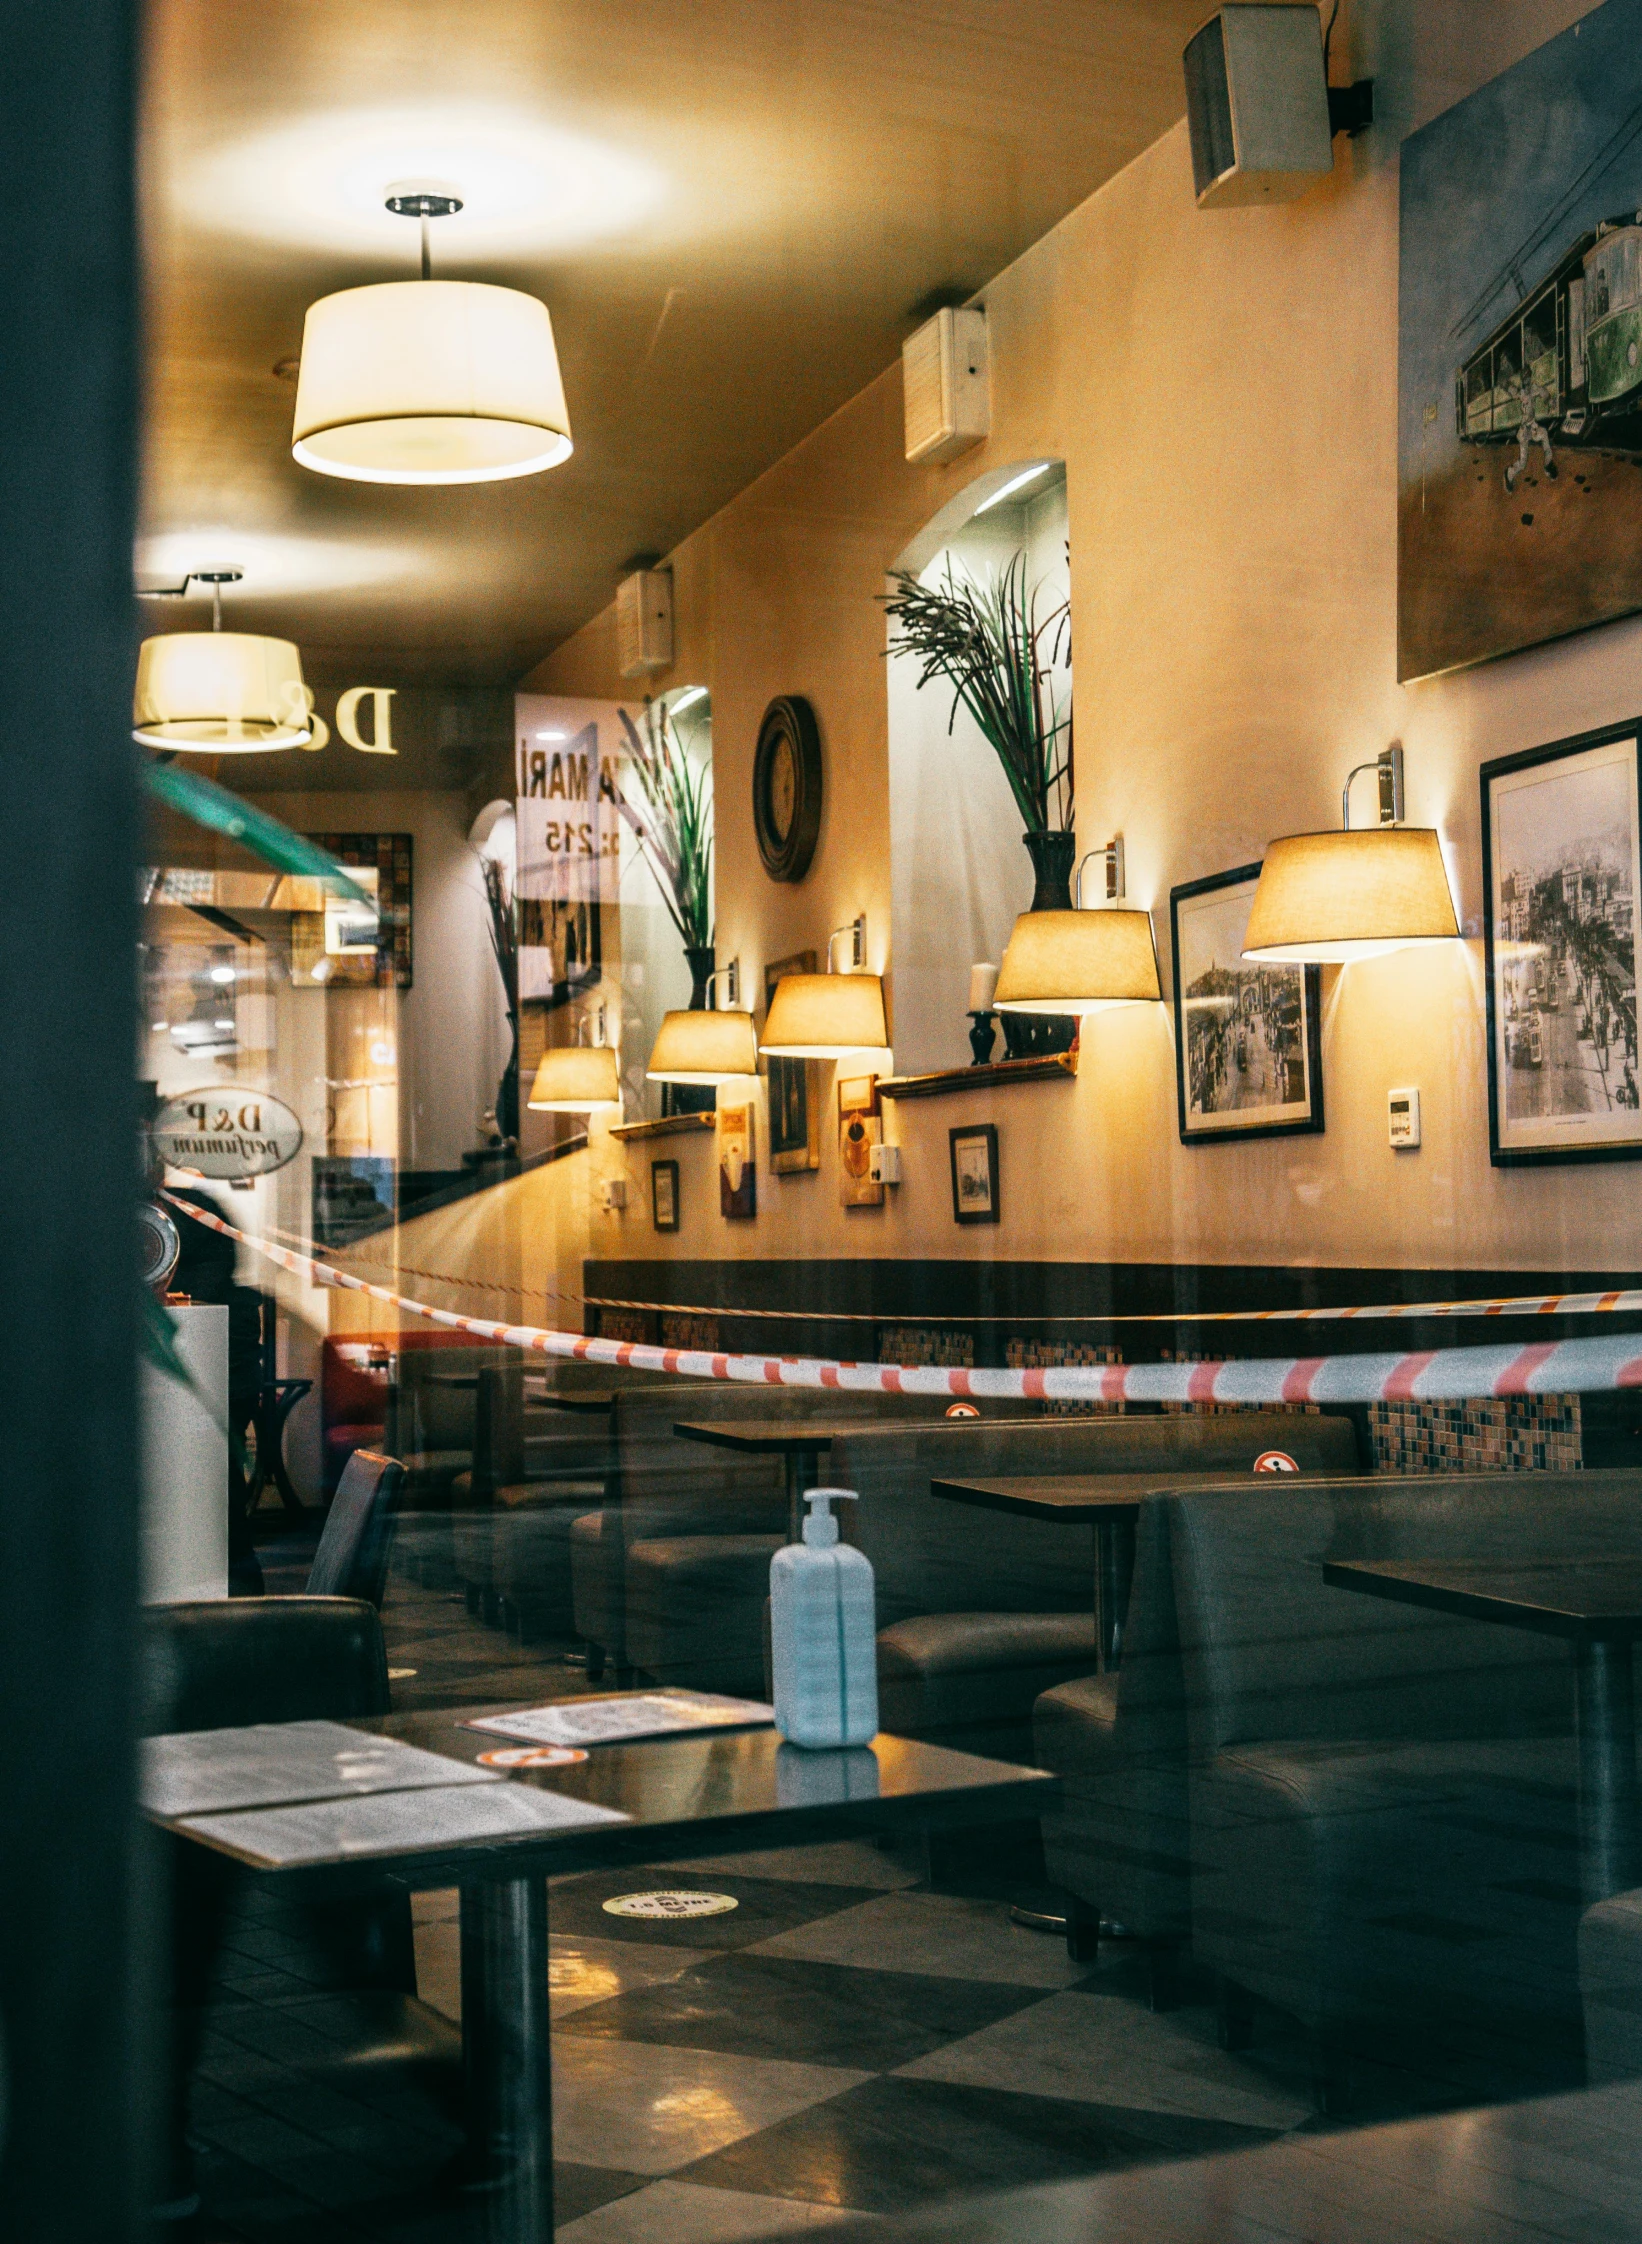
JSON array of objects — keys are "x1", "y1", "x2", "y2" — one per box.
[{"x1": 887, "y1": 459, "x2": 1070, "y2": 1074}]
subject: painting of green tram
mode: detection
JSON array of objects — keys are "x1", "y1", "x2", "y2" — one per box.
[{"x1": 1400, "y1": 1, "x2": 1642, "y2": 680}]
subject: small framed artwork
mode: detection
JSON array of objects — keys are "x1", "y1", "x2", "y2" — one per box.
[
  {"x1": 949, "y1": 1123, "x2": 999, "y2": 1225},
  {"x1": 838, "y1": 1072, "x2": 883, "y2": 1210},
  {"x1": 765, "y1": 951, "x2": 821, "y2": 1173},
  {"x1": 651, "y1": 1159, "x2": 679, "y2": 1232},
  {"x1": 718, "y1": 1103, "x2": 757, "y2": 1219},
  {"x1": 1482, "y1": 719, "x2": 1642, "y2": 1167},
  {"x1": 1169, "y1": 865, "x2": 1324, "y2": 1145}
]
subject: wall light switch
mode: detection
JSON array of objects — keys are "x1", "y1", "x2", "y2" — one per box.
[
  {"x1": 868, "y1": 1142, "x2": 902, "y2": 1185},
  {"x1": 1388, "y1": 1087, "x2": 1421, "y2": 1150}
]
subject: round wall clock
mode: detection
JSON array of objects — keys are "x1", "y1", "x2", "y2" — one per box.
[{"x1": 752, "y1": 695, "x2": 822, "y2": 883}]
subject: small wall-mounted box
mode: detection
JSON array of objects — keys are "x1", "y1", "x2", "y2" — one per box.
[
  {"x1": 1184, "y1": 5, "x2": 1334, "y2": 209},
  {"x1": 902, "y1": 307, "x2": 990, "y2": 464},
  {"x1": 600, "y1": 1177, "x2": 629, "y2": 1212},
  {"x1": 1388, "y1": 1088, "x2": 1421, "y2": 1151},
  {"x1": 868, "y1": 1142, "x2": 903, "y2": 1186},
  {"x1": 616, "y1": 568, "x2": 674, "y2": 678}
]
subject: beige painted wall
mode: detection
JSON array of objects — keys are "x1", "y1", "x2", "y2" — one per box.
[{"x1": 512, "y1": 0, "x2": 1637, "y2": 1288}]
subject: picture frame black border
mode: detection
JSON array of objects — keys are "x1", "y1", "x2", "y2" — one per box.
[
  {"x1": 948, "y1": 1122, "x2": 999, "y2": 1226},
  {"x1": 651, "y1": 1158, "x2": 680, "y2": 1232},
  {"x1": 1480, "y1": 714, "x2": 1642, "y2": 1169},
  {"x1": 1168, "y1": 863, "x2": 1325, "y2": 1147},
  {"x1": 752, "y1": 695, "x2": 823, "y2": 884}
]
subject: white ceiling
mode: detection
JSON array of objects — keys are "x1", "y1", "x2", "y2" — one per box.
[{"x1": 140, "y1": 0, "x2": 1208, "y2": 686}]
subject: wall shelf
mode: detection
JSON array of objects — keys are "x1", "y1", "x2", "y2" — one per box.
[
  {"x1": 609, "y1": 1112, "x2": 717, "y2": 1144},
  {"x1": 878, "y1": 1051, "x2": 1078, "y2": 1101}
]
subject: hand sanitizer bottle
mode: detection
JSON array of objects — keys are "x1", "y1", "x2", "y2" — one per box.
[{"x1": 770, "y1": 1488, "x2": 879, "y2": 1749}]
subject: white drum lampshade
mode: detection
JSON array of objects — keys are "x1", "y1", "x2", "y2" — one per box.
[
  {"x1": 527, "y1": 1045, "x2": 621, "y2": 1113},
  {"x1": 994, "y1": 909, "x2": 1163, "y2": 1014},
  {"x1": 292, "y1": 280, "x2": 573, "y2": 485},
  {"x1": 760, "y1": 974, "x2": 890, "y2": 1059},
  {"x1": 132, "y1": 632, "x2": 313, "y2": 751},
  {"x1": 647, "y1": 1010, "x2": 760, "y2": 1084},
  {"x1": 1242, "y1": 829, "x2": 1459, "y2": 963}
]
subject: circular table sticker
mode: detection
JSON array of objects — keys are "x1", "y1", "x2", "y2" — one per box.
[
  {"x1": 1253, "y1": 1450, "x2": 1300, "y2": 1475},
  {"x1": 602, "y1": 1889, "x2": 740, "y2": 1921},
  {"x1": 477, "y1": 1745, "x2": 589, "y2": 1770}
]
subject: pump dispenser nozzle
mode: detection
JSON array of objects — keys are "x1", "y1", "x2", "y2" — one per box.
[{"x1": 801, "y1": 1487, "x2": 856, "y2": 1548}]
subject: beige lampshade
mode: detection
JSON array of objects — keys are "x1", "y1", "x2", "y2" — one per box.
[
  {"x1": 1242, "y1": 829, "x2": 1459, "y2": 964},
  {"x1": 133, "y1": 632, "x2": 313, "y2": 751},
  {"x1": 994, "y1": 909, "x2": 1162, "y2": 1014},
  {"x1": 647, "y1": 1010, "x2": 760, "y2": 1084},
  {"x1": 292, "y1": 280, "x2": 572, "y2": 485},
  {"x1": 761, "y1": 973, "x2": 890, "y2": 1058},
  {"x1": 527, "y1": 1044, "x2": 621, "y2": 1112}
]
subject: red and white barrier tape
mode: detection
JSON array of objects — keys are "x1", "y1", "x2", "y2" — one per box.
[{"x1": 161, "y1": 1193, "x2": 1642, "y2": 1406}]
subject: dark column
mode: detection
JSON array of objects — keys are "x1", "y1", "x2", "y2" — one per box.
[{"x1": 0, "y1": 2, "x2": 142, "y2": 2238}]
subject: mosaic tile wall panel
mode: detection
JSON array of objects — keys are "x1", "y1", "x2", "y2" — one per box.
[
  {"x1": 1005, "y1": 1339, "x2": 1126, "y2": 1416},
  {"x1": 1369, "y1": 1395, "x2": 1581, "y2": 1473},
  {"x1": 660, "y1": 1312, "x2": 719, "y2": 1350},
  {"x1": 877, "y1": 1327, "x2": 975, "y2": 1369}
]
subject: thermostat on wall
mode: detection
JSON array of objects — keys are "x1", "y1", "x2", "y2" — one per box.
[{"x1": 1388, "y1": 1087, "x2": 1421, "y2": 1150}]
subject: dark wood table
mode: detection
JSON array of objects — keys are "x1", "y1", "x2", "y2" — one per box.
[
  {"x1": 145, "y1": 1701, "x2": 1054, "y2": 2244},
  {"x1": 931, "y1": 1470, "x2": 1262, "y2": 1670},
  {"x1": 1325, "y1": 1555, "x2": 1642, "y2": 1903},
  {"x1": 531, "y1": 1388, "x2": 620, "y2": 1415},
  {"x1": 676, "y1": 1418, "x2": 941, "y2": 1540},
  {"x1": 764, "y1": 2075, "x2": 1642, "y2": 2244}
]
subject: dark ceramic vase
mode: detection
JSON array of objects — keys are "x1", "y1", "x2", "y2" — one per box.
[
  {"x1": 1002, "y1": 829, "x2": 1078, "y2": 1059},
  {"x1": 495, "y1": 1012, "x2": 520, "y2": 1144},
  {"x1": 684, "y1": 944, "x2": 717, "y2": 1011}
]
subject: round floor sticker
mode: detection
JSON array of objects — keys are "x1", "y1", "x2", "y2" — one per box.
[
  {"x1": 602, "y1": 1890, "x2": 740, "y2": 1921},
  {"x1": 477, "y1": 1745, "x2": 589, "y2": 1769}
]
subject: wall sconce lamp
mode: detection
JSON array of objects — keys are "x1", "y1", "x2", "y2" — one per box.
[
  {"x1": 1242, "y1": 747, "x2": 1460, "y2": 965},
  {"x1": 133, "y1": 568, "x2": 315, "y2": 752},
  {"x1": 705, "y1": 958, "x2": 741, "y2": 1009},
  {"x1": 761, "y1": 915, "x2": 891, "y2": 1059},
  {"x1": 994, "y1": 836, "x2": 1165, "y2": 1016},
  {"x1": 647, "y1": 1007, "x2": 759, "y2": 1085},
  {"x1": 527, "y1": 1003, "x2": 622, "y2": 1113}
]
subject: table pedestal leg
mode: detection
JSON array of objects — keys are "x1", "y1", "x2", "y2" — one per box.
[
  {"x1": 1575, "y1": 1638, "x2": 1641, "y2": 1904},
  {"x1": 458, "y1": 1877, "x2": 553, "y2": 2241},
  {"x1": 1093, "y1": 1518, "x2": 1137, "y2": 1672},
  {"x1": 785, "y1": 1447, "x2": 821, "y2": 1542}
]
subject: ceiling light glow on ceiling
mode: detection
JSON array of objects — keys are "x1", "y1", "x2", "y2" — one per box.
[{"x1": 187, "y1": 107, "x2": 666, "y2": 259}]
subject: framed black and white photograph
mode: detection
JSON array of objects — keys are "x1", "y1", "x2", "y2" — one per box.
[
  {"x1": 1482, "y1": 719, "x2": 1642, "y2": 1166},
  {"x1": 651, "y1": 1158, "x2": 679, "y2": 1232},
  {"x1": 1169, "y1": 866, "x2": 1324, "y2": 1145},
  {"x1": 948, "y1": 1123, "x2": 999, "y2": 1225}
]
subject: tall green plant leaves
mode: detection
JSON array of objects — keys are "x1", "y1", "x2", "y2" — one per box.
[
  {"x1": 615, "y1": 701, "x2": 713, "y2": 949},
  {"x1": 882, "y1": 554, "x2": 1072, "y2": 833}
]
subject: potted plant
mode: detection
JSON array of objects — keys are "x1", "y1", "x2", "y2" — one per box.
[
  {"x1": 883, "y1": 551, "x2": 1074, "y2": 905},
  {"x1": 883, "y1": 552, "x2": 1075, "y2": 1052},
  {"x1": 617, "y1": 697, "x2": 716, "y2": 1109}
]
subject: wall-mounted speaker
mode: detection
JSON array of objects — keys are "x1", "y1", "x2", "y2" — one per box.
[
  {"x1": 903, "y1": 307, "x2": 990, "y2": 465},
  {"x1": 616, "y1": 568, "x2": 673, "y2": 678},
  {"x1": 1184, "y1": 4, "x2": 1334, "y2": 209}
]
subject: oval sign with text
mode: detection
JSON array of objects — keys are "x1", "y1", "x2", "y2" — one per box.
[{"x1": 152, "y1": 1088, "x2": 304, "y2": 1181}]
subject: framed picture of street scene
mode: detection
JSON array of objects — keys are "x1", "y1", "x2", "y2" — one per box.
[
  {"x1": 1399, "y1": 4, "x2": 1642, "y2": 679},
  {"x1": 1169, "y1": 865, "x2": 1323, "y2": 1147},
  {"x1": 1481, "y1": 720, "x2": 1642, "y2": 1166}
]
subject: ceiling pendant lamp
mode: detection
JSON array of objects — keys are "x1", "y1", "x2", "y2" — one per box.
[
  {"x1": 133, "y1": 568, "x2": 313, "y2": 752},
  {"x1": 292, "y1": 190, "x2": 572, "y2": 486},
  {"x1": 1242, "y1": 748, "x2": 1461, "y2": 965}
]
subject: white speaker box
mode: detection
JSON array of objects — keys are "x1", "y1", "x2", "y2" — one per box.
[
  {"x1": 1184, "y1": 5, "x2": 1333, "y2": 209},
  {"x1": 617, "y1": 568, "x2": 674, "y2": 678},
  {"x1": 903, "y1": 307, "x2": 990, "y2": 465}
]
